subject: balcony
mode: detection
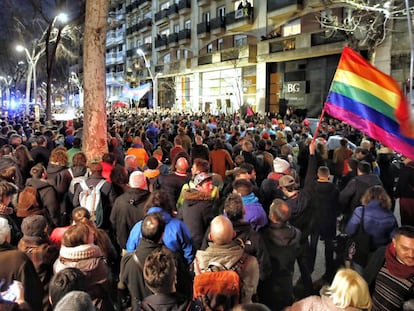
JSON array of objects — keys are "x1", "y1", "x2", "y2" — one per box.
[
  {"x1": 115, "y1": 30, "x2": 124, "y2": 45},
  {"x1": 267, "y1": 0, "x2": 303, "y2": 21},
  {"x1": 138, "y1": 18, "x2": 152, "y2": 33},
  {"x1": 154, "y1": 9, "x2": 169, "y2": 26},
  {"x1": 168, "y1": 33, "x2": 179, "y2": 47},
  {"x1": 178, "y1": 0, "x2": 191, "y2": 15},
  {"x1": 198, "y1": 54, "x2": 213, "y2": 66},
  {"x1": 197, "y1": 0, "x2": 210, "y2": 7},
  {"x1": 269, "y1": 37, "x2": 296, "y2": 53},
  {"x1": 225, "y1": 8, "x2": 254, "y2": 32},
  {"x1": 115, "y1": 52, "x2": 124, "y2": 64},
  {"x1": 219, "y1": 45, "x2": 257, "y2": 64},
  {"x1": 210, "y1": 16, "x2": 225, "y2": 35},
  {"x1": 168, "y1": 3, "x2": 179, "y2": 20},
  {"x1": 310, "y1": 31, "x2": 346, "y2": 46},
  {"x1": 137, "y1": 42, "x2": 152, "y2": 55},
  {"x1": 178, "y1": 28, "x2": 191, "y2": 44},
  {"x1": 155, "y1": 35, "x2": 168, "y2": 51},
  {"x1": 106, "y1": 72, "x2": 117, "y2": 84},
  {"x1": 115, "y1": 71, "x2": 125, "y2": 82},
  {"x1": 137, "y1": 0, "x2": 151, "y2": 10},
  {"x1": 106, "y1": 52, "x2": 117, "y2": 65},
  {"x1": 166, "y1": 58, "x2": 191, "y2": 73},
  {"x1": 197, "y1": 21, "x2": 210, "y2": 39},
  {"x1": 155, "y1": 64, "x2": 164, "y2": 73}
]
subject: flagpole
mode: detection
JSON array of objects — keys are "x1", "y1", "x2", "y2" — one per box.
[
  {"x1": 312, "y1": 106, "x2": 327, "y2": 141},
  {"x1": 405, "y1": 0, "x2": 414, "y2": 106}
]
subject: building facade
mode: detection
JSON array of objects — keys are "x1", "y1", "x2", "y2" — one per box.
[{"x1": 106, "y1": 0, "x2": 411, "y2": 117}]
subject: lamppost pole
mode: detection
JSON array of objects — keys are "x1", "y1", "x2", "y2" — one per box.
[
  {"x1": 16, "y1": 43, "x2": 45, "y2": 117},
  {"x1": 137, "y1": 49, "x2": 157, "y2": 110}
]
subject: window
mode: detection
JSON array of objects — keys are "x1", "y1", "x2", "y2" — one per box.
[
  {"x1": 185, "y1": 19, "x2": 191, "y2": 29},
  {"x1": 161, "y1": 28, "x2": 170, "y2": 36},
  {"x1": 174, "y1": 24, "x2": 180, "y2": 33},
  {"x1": 207, "y1": 43, "x2": 213, "y2": 53},
  {"x1": 144, "y1": 36, "x2": 152, "y2": 44},
  {"x1": 218, "y1": 38, "x2": 224, "y2": 50},
  {"x1": 283, "y1": 19, "x2": 301, "y2": 37},
  {"x1": 202, "y1": 11, "x2": 210, "y2": 22},
  {"x1": 164, "y1": 53, "x2": 171, "y2": 63},
  {"x1": 160, "y1": 2, "x2": 169, "y2": 10},
  {"x1": 217, "y1": 6, "x2": 225, "y2": 17},
  {"x1": 234, "y1": 34, "x2": 247, "y2": 47}
]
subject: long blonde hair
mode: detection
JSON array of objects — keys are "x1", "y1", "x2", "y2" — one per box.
[{"x1": 325, "y1": 268, "x2": 372, "y2": 310}]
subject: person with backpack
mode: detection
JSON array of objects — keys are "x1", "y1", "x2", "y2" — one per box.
[
  {"x1": 193, "y1": 215, "x2": 259, "y2": 309},
  {"x1": 73, "y1": 161, "x2": 116, "y2": 231},
  {"x1": 18, "y1": 163, "x2": 60, "y2": 229}
]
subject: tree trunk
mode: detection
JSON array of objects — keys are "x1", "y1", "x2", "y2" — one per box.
[{"x1": 82, "y1": 0, "x2": 108, "y2": 162}]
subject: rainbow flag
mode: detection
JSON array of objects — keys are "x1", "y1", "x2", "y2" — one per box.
[{"x1": 325, "y1": 47, "x2": 414, "y2": 159}]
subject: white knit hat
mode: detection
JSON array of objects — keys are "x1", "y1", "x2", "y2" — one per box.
[
  {"x1": 59, "y1": 244, "x2": 102, "y2": 260},
  {"x1": 273, "y1": 157, "x2": 290, "y2": 173}
]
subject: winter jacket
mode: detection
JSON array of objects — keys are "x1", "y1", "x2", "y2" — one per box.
[
  {"x1": 346, "y1": 200, "x2": 398, "y2": 249},
  {"x1": 240, "y1": 193, "x2": 268, "y2": 231},
  {"x1": 395, "y1": 161, "x2": 414, "y2": 199},
  {"x1": 0, "y1": 243, "x2": 43, "y2": 311},
  {"x1": 26, "y1": 178, "x2": 60, "y2": 228},
  {"x1": 110, "y1": 188, "x2": 150, "y2": 249},
  {"x1": 127, "y1": 207, "x2": 195, "y2": 264},
  {"x1": 339, "y1": 174, "x2": 383, "y2": 213},
  {"x1": 178, "y1": 189, "x2": 217, "y2": 251},
  {"x1": 194, "y1": 241, "x2": 259, "y2": 304},
  {"x1": 262, "y1": 222, "x2": 301, "y2": 310},
  {"x1": 53, "y1": 243, "x2": 112, "y2": 311}
]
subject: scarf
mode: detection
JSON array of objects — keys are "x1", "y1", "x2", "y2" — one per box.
[{"x1": 385, "y1": 243, "x2": 414, "y2": 279}]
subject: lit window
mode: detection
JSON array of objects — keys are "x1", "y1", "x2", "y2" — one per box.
[
  {"x1": 234, "y1": 34, "x2": 247, "y2": 47},
  {"x1": 160, "y1": 2, "x2": 169, "y2": 10},
  {"x1": 207, "y1": 43, "x2": 213, "y2": 53},
  {"x1": 185, "y1": 20, "x2": 191, "y2": 29},
  {"x1": 218, "y1": 38, "x2": 224, "y2": 50},
  {"x1": 283, "y1": 19, "x2": 301, "y2": 37}
]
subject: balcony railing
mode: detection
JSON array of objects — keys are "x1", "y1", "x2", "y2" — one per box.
[
  {"x1": 267, "y1": 0, "x2": 303, "y2": 11},
  {"x1": 178, "y1": 28, "x2": 191, "y2": 42},
  {"x1": 137, "y1": 0, "x2": 151, "y2": 9},
  {"x1": 155, "y1": 9, "x2": 169, "y2": 24},
  {"x1": 310, "y1": 31, "x2": 346, "y2": 46},
  {"x1": 197, "y1": 21, "x2": 210, "y2": 36},
  {"x1": 168, "y1": 3, "x2": 179, "y2": 18},
  {"x1": 269, "y1": 37, "x2": 296, "y2": 53},
  {"x1": 137, "y1": 42, "x2": 152, "y2": 54},
  {"x1": 155, "y1": 35, "x2": 168, "y2": 49},
  {"x1": 168, "y1": 33, "x2": 179, "y2": 45},
  {"x1": 178, "y1": 0, "x2": 191, "y2": 14},
  {"x1": 137, "y1": 18, "x2": 152, "y2": 32},
  {"x1": 226, "y1": 8, "x2": 254, "y2": 26},
  {"x1": 210, "y1": 16, "x2": 225, "y2": 33},
  {"x1": 198, "y1": 54, "x2": 213, "y2": 65}
]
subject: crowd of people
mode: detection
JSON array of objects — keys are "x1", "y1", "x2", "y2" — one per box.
[{"x1": 0, "y1": 108, "x2": 413, "y2": 311}]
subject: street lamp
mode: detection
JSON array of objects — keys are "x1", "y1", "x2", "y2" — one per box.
[
  {"x1": 16, "y1": 43, "x2": 45, "y2": 117},
  {"x1": 0, "y1": 76, "x2": 12, "y2": 114},
  {"x1": 68, "y1": 72, "x2": 83, "y2": 107},
  {"x1": 136, "y1": 48, "x2": 158, "y2": 110}
]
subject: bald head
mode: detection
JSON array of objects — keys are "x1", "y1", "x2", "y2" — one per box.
[
  {"x1": 175, "y1": 157, "x2": 189, "y2": 173},
  {"x1": 209, "y1": 216, "x2": 235, "y2": 245}
]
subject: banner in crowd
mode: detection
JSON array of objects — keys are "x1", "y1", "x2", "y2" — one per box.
[
  {"x1": 122, "y1": 83, "x2": 152, "y2": 101},
  {"x1": 324, "y1": 46, "x2": 414, "y2": 160}
]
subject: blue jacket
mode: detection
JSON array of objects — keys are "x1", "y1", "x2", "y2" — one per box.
[
  {"x1": 346, "y1": 200, "x2": 398, "y2": 248},
  {"x1": 241, "y1": 193, "x2": 268, "y2": 231},
  {"x1": 126, "y1": 207, "x2": 195, "y2": 264}
]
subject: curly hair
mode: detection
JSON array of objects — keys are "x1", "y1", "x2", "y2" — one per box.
[
  {"x1": 361, "y1": 185, "x2": 392, "y2": 210},
  {"x1": 72, "y1": 152, "x2": 88, "y2": 167},
  {"x1": 49, "y1": 147, "x2": 69, "y2": 166}
]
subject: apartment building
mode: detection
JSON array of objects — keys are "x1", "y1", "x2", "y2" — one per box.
[{"x1": 106, "y1": 0, "x2": 409, "y2": 117}]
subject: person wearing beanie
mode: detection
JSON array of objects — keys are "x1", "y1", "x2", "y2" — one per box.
[
  {"x1": 54, "y1": 291, "x2": 95, "y2": 311},
  {"x1": 18, "y1": 215, "x2": 59, "y2": 311},
  {"x1": 143, "y1": 157, "x2": 161, "y2": 192},
  {"x1": 53, "y1": 223, "x2": 112, "y2": 310}
]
